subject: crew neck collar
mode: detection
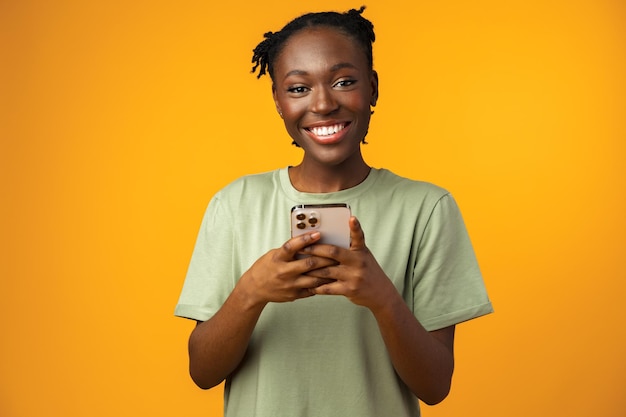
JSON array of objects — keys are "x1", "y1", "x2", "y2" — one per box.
[{"x1": 279, "y1": 167, "x2": 380, "y2": 203}]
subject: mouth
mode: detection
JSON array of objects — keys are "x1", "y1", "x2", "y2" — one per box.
[{"x1": 305, "y1": 122, "x2": 349, "y2": 139}]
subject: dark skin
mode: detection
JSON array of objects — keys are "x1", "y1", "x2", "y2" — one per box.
[{"x1": 188, "y1": 26, "x2": 455, "y2": 405}]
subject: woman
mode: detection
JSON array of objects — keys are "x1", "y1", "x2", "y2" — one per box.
[{"x1": 175, "y1": 7, "x2": 492, "y2": 417}]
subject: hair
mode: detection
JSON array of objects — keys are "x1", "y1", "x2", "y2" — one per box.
[{"x1": 251, "y1": 6, "x2": 375, "y2": 80}]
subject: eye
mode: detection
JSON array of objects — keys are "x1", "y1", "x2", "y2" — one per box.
[
  {"x1": 334, "y1": 79, "x2": 357, "y2": 88},
  {"x1": 287, "y1": 85, "x2": 309, "y2": 94}
]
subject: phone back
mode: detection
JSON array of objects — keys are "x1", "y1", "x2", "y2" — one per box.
[{"x1": 290, "y1": 204, "x2": 351, "y2": 249}]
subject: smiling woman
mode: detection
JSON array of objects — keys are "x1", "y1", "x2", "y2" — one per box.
[
  {"x1": 174, "y1": 6, "x2": 492, "y2": 417},
  {"x1": 271, "y1": 26, "x2": 378, "y2": 191},
  {"x1": 3, "y1": 1, "x2": 626, "y2": 417}
]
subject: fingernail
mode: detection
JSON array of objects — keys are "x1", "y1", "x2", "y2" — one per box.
[{"x1": 311, "y1": 232, "x2": 321, "y2": 239}]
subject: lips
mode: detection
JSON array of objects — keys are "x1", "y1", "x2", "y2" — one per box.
[
  {"x1": 307, "y1": 123, "x2": 346, "y2": 137},
  {"x1": 304, "y1": 122, "x2": 351, "y2": 144}
]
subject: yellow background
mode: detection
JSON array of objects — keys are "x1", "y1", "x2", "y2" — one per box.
[{"x1": 1, "y1": 0, "x2": 625, "y2": 416}]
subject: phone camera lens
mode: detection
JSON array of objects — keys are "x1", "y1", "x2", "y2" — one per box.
[
  {"x1": 296, "y1": 213, "x2": 306, "y2": 221},
  {"x1": 296, "y1": 222, "x2": 306, "y2": 230},
  {"x1": 308, "y1": 217, "x2": 318, "y2": 225}
]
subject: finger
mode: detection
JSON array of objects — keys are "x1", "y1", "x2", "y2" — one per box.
[
  {"x1": 349, "y1": 216, "x2": 366, "y2": 250},
  {"x1": 294, "y1": 254, "x2": 338, "y2": 273},
  {"x1": 278, "y1": 231, "x2": 321, "y2": 259},
  {"x1": 300, "y1": 243, "x2": 344, "y2": 263},
  {"x1": 304, "y1": 264, "x2": 347, "y2": 282},
  {"x1": 296, "y1": 276, "x2": 336, "y2": 289},
  {"x1": 310, "y1": 280, "x2": 344, "y2": 296}
]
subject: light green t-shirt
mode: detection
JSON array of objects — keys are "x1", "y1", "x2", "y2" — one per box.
[{"x1": 175, "y1": 168, "x2": 493, "y2": 417}]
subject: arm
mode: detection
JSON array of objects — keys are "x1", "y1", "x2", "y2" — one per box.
[
  {"x1": 306, "y1": 217, "x2": 454, "y2": 404},
  {"x1": 188, "y1": 284, "x2": 264, "y2": 390},
  {"x1": 370, "y1": 293, "x2": 455, "y2": 405},
  {"x1": 188, "y1": 231, "x2": 337, "y2": 389}
]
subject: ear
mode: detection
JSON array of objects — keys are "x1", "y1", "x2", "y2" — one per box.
[
  {"x1": 272, "y1": 84, "x2": 283, "y2": 118},
  {"x1": 370, "y1": 70, "x2": 379, "y2": 107}
]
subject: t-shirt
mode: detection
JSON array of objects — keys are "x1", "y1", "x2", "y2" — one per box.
[{"x1": 175, "y1": 167, "x2": 493, "y2": 417}]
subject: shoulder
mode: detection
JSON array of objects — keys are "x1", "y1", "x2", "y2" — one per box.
[
  {"x1": 371, "y1": 168, "x2": 450, "y2": 204},
  {"x1": 200, "y1": 170, "x2": 281, "y2": 221}
]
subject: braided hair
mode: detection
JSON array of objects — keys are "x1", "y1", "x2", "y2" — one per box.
[{"x1": 251, "y1": 6, "x2": 375, "y2": 80}]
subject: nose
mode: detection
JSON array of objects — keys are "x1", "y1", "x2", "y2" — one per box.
[{"x1": 310, "y1": 86, "x2": 338, "y2": 115}]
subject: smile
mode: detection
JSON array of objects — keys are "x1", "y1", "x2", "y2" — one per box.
[{"x1": 307, "y1": 123, "x2": 347, "y2": 137}]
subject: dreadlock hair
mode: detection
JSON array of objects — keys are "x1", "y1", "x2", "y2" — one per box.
[{"x1": 251, "y1": 6, "x2": 375, "y2": 80}]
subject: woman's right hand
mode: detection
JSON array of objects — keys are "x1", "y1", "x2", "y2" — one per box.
[
  {"x1": 238, "y1": 231, "x2": 338, "y2": 306},
  {"x1": 188, "y1": 231, "x2": 338, "y2": 389}
]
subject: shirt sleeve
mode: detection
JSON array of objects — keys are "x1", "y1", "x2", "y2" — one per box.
[
  {"x1": 413, "y1": 193, "x2": 493, "y2": 331},
  {"x1": 174, "y1": 193, "x2": 237, "y2": 322}
]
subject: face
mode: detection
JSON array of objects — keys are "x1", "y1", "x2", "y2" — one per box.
[{"x1": 272, "y1": 26, "x2": 378, "y2": 169}]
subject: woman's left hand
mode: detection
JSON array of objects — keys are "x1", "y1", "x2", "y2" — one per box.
[
  {"x1": 304, "y1": 216, "x2": 455, "y2": 404},
  {"x1": 302, "y1": 216, "x2": 396, "y2": 311}
]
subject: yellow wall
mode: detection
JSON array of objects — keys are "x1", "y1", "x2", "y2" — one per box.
[{"x1": 1, "y1": 0, "x2": 624, "y2": 416}]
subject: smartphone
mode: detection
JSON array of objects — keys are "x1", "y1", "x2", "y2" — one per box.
[{"x1": 290, "y1": 203, "x2": 351, "y2": 249}]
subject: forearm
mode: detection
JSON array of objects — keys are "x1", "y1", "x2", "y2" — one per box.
[
  {"x1": 188, "y1": 280, "x2": 266, "y2": 389},
  {"x1": 186, "y1": 232, "x2": 337, "y2": 389},
  {"x1": 371, "y1": 292, "x2": 455, "y2": 405}
]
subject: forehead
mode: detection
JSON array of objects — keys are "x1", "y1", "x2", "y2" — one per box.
[{"x1": 273, "y1": 27, "x2": 368, "y2": 76}]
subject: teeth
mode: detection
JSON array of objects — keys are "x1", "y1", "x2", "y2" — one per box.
[{"x1": 310, "y1": 124, "x2": 344, "y2": 137}]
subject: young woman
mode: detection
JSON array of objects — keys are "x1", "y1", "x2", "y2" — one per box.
[{"x1": 175, "y1": 7, "x2": 492, "y2": 417}]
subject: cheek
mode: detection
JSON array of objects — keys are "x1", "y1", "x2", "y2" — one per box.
[
  {"x1": 343, "y1": 89, "x2": 373, "y2": 112},
  {"x1": 280, "y1": 100, "x2": 307, "y2": 119},
  {"x1": 279, "y1": 102, "x2": 306, "y2": 137}
]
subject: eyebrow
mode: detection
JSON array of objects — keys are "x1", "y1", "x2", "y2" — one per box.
[{"x1": 284, "y1": 62, "x2": 358, "y2": 78}]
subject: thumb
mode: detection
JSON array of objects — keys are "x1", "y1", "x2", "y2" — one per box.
[{"x1": 349, "y1": 216, "x2": 366, "y2": 250}]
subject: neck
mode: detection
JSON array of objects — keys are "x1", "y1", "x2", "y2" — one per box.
[{"x1": 288, "y1": 161, "x2": 371, "y2": 193}]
